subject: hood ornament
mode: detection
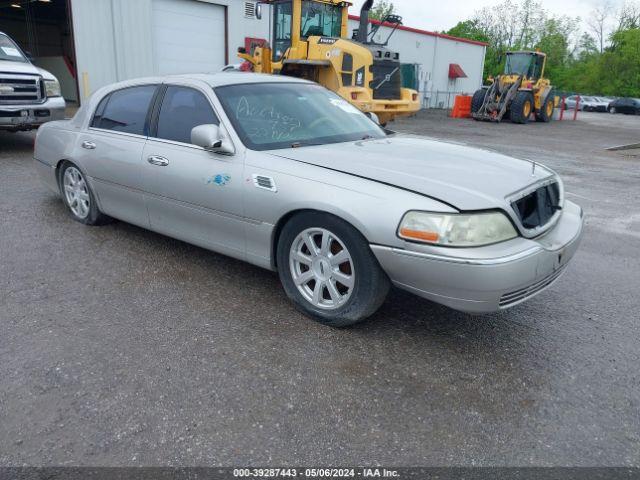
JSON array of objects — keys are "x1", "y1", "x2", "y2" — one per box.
[{"x1": 531, "y1": 161, "x2": 537, "y2": 176}]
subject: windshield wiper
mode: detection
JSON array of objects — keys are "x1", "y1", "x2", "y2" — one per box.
[{"x1": 291, "y1": 141, "x2": 326, "y2": 148}]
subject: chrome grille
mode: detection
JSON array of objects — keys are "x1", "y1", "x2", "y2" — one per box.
[
  {"x1": 499, "y1": 265, "x2": 566, "y2": 308},
  {"x1": 0, "y1": 73, "x2": 42, "y2": 105}
]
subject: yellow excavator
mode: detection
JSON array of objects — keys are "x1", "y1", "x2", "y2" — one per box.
[
  {"x1": 238, "y1": 0, "x2": 420, "y2": 125},
  {"x1": 471, "y1": 51, "x2": 557, "y2": 124}
]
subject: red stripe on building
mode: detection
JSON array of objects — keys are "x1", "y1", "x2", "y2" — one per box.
[{"x1": 348, "y1": 15, "x2": 489, "y2": 47}]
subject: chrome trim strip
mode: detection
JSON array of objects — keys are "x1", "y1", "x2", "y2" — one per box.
[
  {"x1": 370, "y1": 245, "x2": 542, "y2": 265},
  {"x1": 88, "y1": 127, "x2": 148, "y2": 140}
]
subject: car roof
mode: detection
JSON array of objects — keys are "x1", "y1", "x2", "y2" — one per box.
[{"x1": 104, "y1": 73, "x2": 312, "y2": 90}]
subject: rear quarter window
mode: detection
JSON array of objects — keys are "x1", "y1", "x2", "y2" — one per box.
[{"x1": 91, "y1": 85, "x2": 157, "y2": 136}]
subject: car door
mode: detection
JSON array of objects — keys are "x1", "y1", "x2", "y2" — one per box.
[
  {"x1": 77, "y1": 84, "x2": 158, "y2": 227},
  {"x1": 142, "y1": 83, "x2": 246, "y2": 259}
]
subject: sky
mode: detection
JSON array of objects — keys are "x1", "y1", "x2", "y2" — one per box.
[{"x1": 348, "y1": 0, "x2": 626, "y2": 34}]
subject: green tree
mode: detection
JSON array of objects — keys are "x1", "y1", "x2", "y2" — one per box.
[
  {"x1": 600, "y1": 28, "x2": 640, "y2": 96},
  {"x1": 369, "y1": 0, "x2": 395, "y2": 21}
]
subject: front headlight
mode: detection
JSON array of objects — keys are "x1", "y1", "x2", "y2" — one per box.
[
  {"x1": 44, "y1": 79, "x2": 61, "y2": 97},
  {"x1": 398, "y1": 211, "x2": 518, "y2": 247}
]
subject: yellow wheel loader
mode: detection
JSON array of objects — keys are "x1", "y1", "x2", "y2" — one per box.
[
  {"x1": 238, "y1": 0, "x2": 420, "y2": 125},
  {"x1": 471, "y1": 51, "x2": 556, "y2": 124}
]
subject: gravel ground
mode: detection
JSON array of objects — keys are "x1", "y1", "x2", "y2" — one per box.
[{"x1": 1, "y1": 110, "x2": 639, "y2": 466}]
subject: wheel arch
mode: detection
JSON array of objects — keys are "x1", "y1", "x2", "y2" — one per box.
[
  {"x1": 270, "y1": 208, "x2": 369, "y2": 271},
  {"x1": 54, "y1": 159, "x2": 105, "y2": 211}
]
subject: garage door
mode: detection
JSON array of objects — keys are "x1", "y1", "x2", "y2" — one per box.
[{"x1": 152, "y1": 0, "x2": 226, "y2": 75}]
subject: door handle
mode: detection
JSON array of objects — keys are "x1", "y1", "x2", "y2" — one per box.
[
  {"x1": 82, "y1": 141, "x2": 96, "y2": 150},
  {"x1": 147, "y1": 155, "x2": 169, "y2": 167}
]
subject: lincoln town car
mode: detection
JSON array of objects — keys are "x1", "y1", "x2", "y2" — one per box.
[{"x1": 34, "y1": 74, "x2": 584, "y2": 326}]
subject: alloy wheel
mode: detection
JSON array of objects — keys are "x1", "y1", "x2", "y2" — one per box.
[
  {"x1": 289, "y1": 228, "x2": 355, "y2": 310},
  {"x1": 63, "y1": 166, "x2": 90, "y2": 219}
]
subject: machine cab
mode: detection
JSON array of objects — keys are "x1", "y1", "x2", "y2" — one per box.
[
  {"x1": 504, "y1": 52, "x2": 546, "y2": 81},
  {"x1": 268, "y1": 0, "x2": 349, "y2": 62}
]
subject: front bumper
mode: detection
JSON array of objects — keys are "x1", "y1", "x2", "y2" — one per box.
[
  {"x1": 0, "y1": 96, "x2": 66, "y2": 130},
  {"x1": 371, "y1": 200, "x2": 585, "y2": 314}
]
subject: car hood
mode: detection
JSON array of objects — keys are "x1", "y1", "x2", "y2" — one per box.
[
  {"x1": 0, "y1": 59, "x2": 56, "y2": 80},
  {"x1": 268, "y1": 135, "x2": 555, "y2": 211}
]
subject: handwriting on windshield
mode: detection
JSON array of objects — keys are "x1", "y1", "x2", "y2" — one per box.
[{"x1": 235, "y1": 96, "x2": 302, "y2": 142}]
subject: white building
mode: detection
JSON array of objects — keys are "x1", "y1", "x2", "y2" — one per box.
[{"x1": 0, "y1": 0, "x2": 485, "y2": 109}]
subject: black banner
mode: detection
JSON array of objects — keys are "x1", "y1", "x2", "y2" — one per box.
[{"x1": 1, "y1": 468, "x2": 640, "y2": 480}]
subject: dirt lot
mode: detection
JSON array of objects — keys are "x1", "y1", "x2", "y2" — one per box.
[{"x1": 1, "y1": 110, "x2": 639, "y2": 466}]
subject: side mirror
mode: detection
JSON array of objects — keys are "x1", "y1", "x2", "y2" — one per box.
[
  {"x1": 365, "y1": 112, "x2": 380, "y2": 125},
  {"x1": 191, "y1": 124, "x2": 234, "y2": 155},
  {"x1": 255, "y1": 3, "x2": 262, "y2": 20}
]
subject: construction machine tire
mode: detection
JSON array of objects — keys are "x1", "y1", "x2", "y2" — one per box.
[
  {"x1": 471, "y1": 89, "x2": 486, "y2": 115},
  {"x1": 536, "y1": 91, "x2": 555, "y2": 122},
  {"x1": 510, "y1": 91, "x2": 534, "y2": 124}
]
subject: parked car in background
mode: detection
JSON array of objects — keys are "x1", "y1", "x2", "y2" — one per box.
[
  {"x1": 0, "y1": 31, "x2": 65, "y2": 132},
  {"x1": 563, "y1": 95, "x2": 608, "y2": 112},
  {"x1": 33, "y1": 74, "x2": 584, "y2": 327},
  {"x1": 581, "y1": 97, "x2": 610, "y2": 112},
  {"x1": 608, "y1": 98, "x2": 640, "y2": 115}
]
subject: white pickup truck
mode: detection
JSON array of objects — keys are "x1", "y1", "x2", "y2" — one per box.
[{"x1": 1, "y1": 31, "x2": 66, "y2": 132}]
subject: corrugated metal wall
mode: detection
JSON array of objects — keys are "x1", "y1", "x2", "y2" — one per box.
[{"x1": 71, "y1": 0, "x2": 270, "y2": 101}]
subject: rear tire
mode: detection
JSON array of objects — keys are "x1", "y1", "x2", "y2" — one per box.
[
  {"x1": 471, "y1": 89, "x2": 486, "y2": 115},
  {"x1": 510, "y1": 91, "x2": 534, "y2": 124},
  {"x1": 57, "y1": 161, "x2": 111, "y2": 226},
  {"x1": 276, "y1": 212, "x2": 390, "y2": 327},
  {"x1": 536, "y1": 92, "x2": 555, "y2": 122}
]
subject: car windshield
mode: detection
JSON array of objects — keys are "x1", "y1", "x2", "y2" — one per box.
[
  {"x1": 215, "y1": 83, "x2": 386, "y2": 151},
  {"x1": 0, "y1": 34, "x2": 27, "y2": 63}
]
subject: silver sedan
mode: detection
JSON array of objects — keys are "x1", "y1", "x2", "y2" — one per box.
[{"x1": 34, "y1": 74, "x2": 584, "y2": 326}]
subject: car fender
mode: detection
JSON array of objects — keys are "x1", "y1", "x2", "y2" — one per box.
[{"x1": 242, "y1": 151, "x2": 457, "y2": 268}]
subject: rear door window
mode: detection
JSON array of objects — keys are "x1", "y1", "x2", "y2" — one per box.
[
  {"x1": 155, "y1": 86, "x2": 219, "y2": 145},
  {"x1": 91, "y1": 85, "x2": 157, "y2": 136}
]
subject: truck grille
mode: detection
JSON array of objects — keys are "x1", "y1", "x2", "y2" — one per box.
[
  {"x1": 370, "y1": 60, "x2": 402, "y2": 100},
  {"x1": 511, "y1": 182, "x2": 561, "y2": 230},
  {"x1": 0, "y1": 73, "x2": 43, "y2": 105}
]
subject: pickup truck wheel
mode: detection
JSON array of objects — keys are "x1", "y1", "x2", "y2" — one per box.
[
  {"x1": 58, "y1": 161, "x2": 110, "y2": 226},
  {"x1": 277, "y1": 212, "x2": 390, "y2": 327}
]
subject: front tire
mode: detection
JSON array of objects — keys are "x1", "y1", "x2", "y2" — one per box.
[
  {"x1": 609, "y1": 106, "x2": 617, "y2": 114},
  {"x1": 536, "y1": 92, "x2": 555, "y2": 122},
  {"x1": 471, "y1": 88, "x2": 486, "y2": 115},
  {"x1": 58, "y1": 161, "x2": 110, "y2": 225},
  {"x1": 277, "y1": 212, "x2": 390, "y2": 327},
  {"x1": 510, "y1": 91, "x2": 534, "y2": 124}
]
